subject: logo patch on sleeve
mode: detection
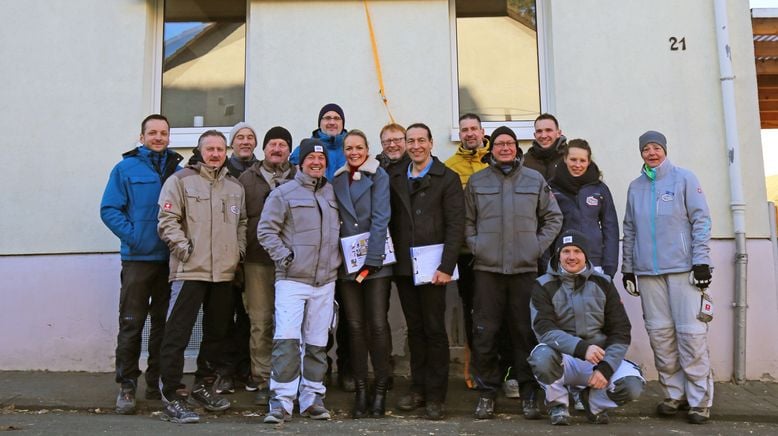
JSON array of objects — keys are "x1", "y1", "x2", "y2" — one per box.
[
  {"x1": 163, "y1": 201, "x2": 172, "y2": 211},
  {"x1": 230, "y1": 205, "x2": 240, "y2": 215},
  {"x1": 585, "y1": 196, "x2": 599, "y2": 206}
]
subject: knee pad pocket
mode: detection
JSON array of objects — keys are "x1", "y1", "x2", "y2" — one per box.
[
  {"x1": 271, "y1": 339, "x2": 300, "y2": 383},
  {"x1": 302, "y1": 344, "x2": 328, "y2": 382},
  {"x1": 528, "y1": 344, "x2": 562, "y2": 385},
  {"x1": 608, "y1": 376, "x2": 644, "y2": 405}
]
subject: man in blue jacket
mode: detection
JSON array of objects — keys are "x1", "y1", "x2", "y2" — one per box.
[
  {"x1": 100, "y1": 114, "x2": 182, "y2": 415},
  {"x1": 622, "y1": 131, "x2": 713, "y2": 424}
]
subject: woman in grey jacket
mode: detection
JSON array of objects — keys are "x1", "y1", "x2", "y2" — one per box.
[{"x1": 332, "y1": 130, "x2": 393, "y2": 418}]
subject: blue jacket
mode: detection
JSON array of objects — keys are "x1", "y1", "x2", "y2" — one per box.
[
  {"x1": 332, "y1": 156, "x2": 392, "y2": 280},
  {"x1": 289, "y1": 129, "x2": 347, "y2": 181},
  {"x1": 100, "y1": 146, "x2": 183, "y2": 261},
  {"x1": 549, "y1": 181, "x2": 619, "y2": 277},
  {"x1": 622, "y1": 159, "x2": 711, "y2": 275}
]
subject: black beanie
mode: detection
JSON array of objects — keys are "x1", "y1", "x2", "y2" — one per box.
[
  {"x1": 555, "y1": 229, "x2": 590, "y2": 261},
  {"x1": 298, "y1": 138, "x2": 328, "y2": 166},
  {"x1": 318, "y1": 103, "x2": 345, "y2": 126},
  {"x1": 490, "y1": 126, "x2": 518, "y2": 150},
  {"x1": 263, "y1": 126, "x2": 292, "y2": 150}
]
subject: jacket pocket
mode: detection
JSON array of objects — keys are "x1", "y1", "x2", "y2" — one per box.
[
  {"x1": 289, "y1": 198, "x2": 318, "y2": 232},
  {"x1": 513, "y1": 186, "x2": 539, "y2": 230},
  {"x1": 128, "y1": 176, "x2": 160, "y2": 221},
  {"x1": 184, "y1": 187, "x2": 210, "y2": 223},
  {"x1": 222, "y1": 194, "x2": 242, "y2": 225}
]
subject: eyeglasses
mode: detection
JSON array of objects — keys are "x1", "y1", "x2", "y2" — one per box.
[
  {"x1": 406, "y1": 138, "x2": 429, "y2": 145},
  {"x1": 381, "y1": 137, "x2": 405, "y2": 146},
  {"x1": 322, "y1": 116, "x2": 342, "y2": 122},
  {"x1": 493, "y1": 140, "x2": 517, "y2": 148}
]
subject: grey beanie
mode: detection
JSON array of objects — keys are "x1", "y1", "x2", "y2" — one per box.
[
  {"x1": 639, "y1": 130, "x2": 667, "y2": 153},
  {"x1": 229, "y1": 122, "x2": 258, "y2": 146}
]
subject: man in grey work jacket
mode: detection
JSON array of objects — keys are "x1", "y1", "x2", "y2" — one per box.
[
  {"x1": 622, "y1": 130, "x2": 713, "y2": 424},
  {"x1": 464, "y1": 126, "x2": 562, "y2": 420}
]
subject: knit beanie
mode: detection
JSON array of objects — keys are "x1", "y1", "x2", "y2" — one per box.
[
  {"x1": 262, "y1": 126, "x2": 293, "y2": 150},
  {"x1": 555, "y1": 229, "x2": 590, "y2": 262},
  {"x1": 298, "y1": 138, "x2": 328, "y2": 166},
  {"x1": 318, "y1": 103, "x2": 345, "y2": 126},
  {"x1": 638, "y1": 130, "x2": 667, "y2": 153},
  {"x1": 490, "y1": 126, "x2": 518, "y2": 150},
  {"x1": 229, "y1": 122, "x2": 258, "y2": 147}
]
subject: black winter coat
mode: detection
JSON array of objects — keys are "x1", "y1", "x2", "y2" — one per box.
[{"x1": 389, "y1": 157, "x2": 465, "y2": 277}]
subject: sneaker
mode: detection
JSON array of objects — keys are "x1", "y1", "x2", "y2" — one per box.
[
  {"x1": 502, "y1": 379, "x2": 520, "y2": 399},
  {"x1": 214, "y1": 375, "x2": 235, "y2": 395},
  {"x1": 580, "y1": 389, "x2": 609, "y2": 424},
  {"x1": 115, "y1": 386, "x2": 136, "y2": 415},
  {"x1": 571, "y1": 390, "x2": 585, "y2": 411},
  {"x1": 397, "y1": 392, "x2": 426, "y2": 411},
  {"x1": 657, "y1": 398, "x2": 690, "y2": 416},
  {"x1": 161, "y1": 399, "x2": 200, "y2": 424},
  {"x1": 243, "y1": 375, "x2": 260, "y2": 392},
  {"x1": 264, "y1": 407, "x2": 291, "y2": 424},
  {"x1": 474, "y1": 396, "x2": 495, "y2": 420},
  {"x1": 424, "y1": 401, "x2": 445, "y2": 420},
  {"x1": 302, "y1": 403, "x2": 331, "y2": 420},
  {"x1": 189, "y1": 383, "x2": 231, "y2": 412},
  {"x1": 549, "y1": 403, "x2": 570, "y2": 426},
  {"x1": 687, "y1": 406, "x2": 710, "y2": 424}
]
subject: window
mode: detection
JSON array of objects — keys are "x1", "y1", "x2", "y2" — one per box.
[
  {"x1": 452, "y1": 0, "x2": 545, "y2": 136},
  {"x1": 161, "y1": 0, "x2": 246, "y2": 129}
]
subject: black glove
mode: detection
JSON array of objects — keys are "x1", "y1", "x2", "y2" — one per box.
[
  {"x1": 280, "y1": 252, "x2": 294, "y2": 269},
  {"x1": 622, "y1": 272, "x2": 639, "y2": 297},
  {"x1": 692, "y1": 264, "x2": 712, "y2": 289}
]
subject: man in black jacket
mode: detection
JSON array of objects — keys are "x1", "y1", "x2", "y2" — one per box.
[{"x1": 389, "y1": 123, "x2": 464, "y2": 420}]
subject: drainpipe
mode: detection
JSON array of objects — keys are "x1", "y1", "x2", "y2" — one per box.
[{"x1": 713, "y1": 0, "x2": 748, "y2": 384}]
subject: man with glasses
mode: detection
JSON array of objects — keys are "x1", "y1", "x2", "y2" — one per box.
[
  {"x1": 389, "y1": 123, "x2": 464, "y2": 420},
  {"x1": 289, "y1": 103, "x2": 353, "y2": 391},
  {"x1": 464, "y1": 126, "x2": 562, "y2": 420},
  {"x1": 377, "y1": 123, "x2": 410, "y2": 173}
]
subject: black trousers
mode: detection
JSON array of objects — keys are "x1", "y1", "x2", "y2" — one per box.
[
  {"x1": 159, "y1": 280, "x2": 233, "y2": 399},
  {"x1": 396, "y1": 276, "x2": 449, "y2": 403},
  {"x1": 115, "y1": 261, "x2": 170, "y2": 389},
  {"x1": 326, "y1": 282, "x2": 352, "y2": 376},
  {"x1": 218, "y1": 283, "x2": 252, "y2": 379},
  {"x1": 471, "y1": 271, "x2": 538, "y2": 397},
  {"x1": 339, "y1": 277, "x2": 392, "y2": 381}
]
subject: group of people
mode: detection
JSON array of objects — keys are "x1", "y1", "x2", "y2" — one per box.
[{"x1": 100, "y1": 104, "x2": 714, "y2": 426}]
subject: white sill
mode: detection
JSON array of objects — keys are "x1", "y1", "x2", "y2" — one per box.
[{"x1": 449, "y1": 121, "x2": 535, "y2": 142}]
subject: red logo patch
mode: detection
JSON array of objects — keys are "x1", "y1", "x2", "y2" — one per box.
[{"x1": 163, "y1": 201, "x2": 172, "y2": 211}]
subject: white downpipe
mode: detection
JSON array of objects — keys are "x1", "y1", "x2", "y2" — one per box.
[{"x1": 713, "y1": 0, "x2": 748, "y2": 384}]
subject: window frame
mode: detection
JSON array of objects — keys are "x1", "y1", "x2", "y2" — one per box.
[
  {"x1": 448, "y1": 0, "x2": 551, "y2": 141},
  {"x1": 150, "y1": 0, "x2": 251, "y2": 148}
]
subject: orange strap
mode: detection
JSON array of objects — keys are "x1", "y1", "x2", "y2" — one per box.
[{"x1": 363, "y1": 0, "x2": 395, "y2": 123}]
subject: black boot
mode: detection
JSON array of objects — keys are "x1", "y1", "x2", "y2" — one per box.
[
  {"x1": 353, "y1": 379, "x2": 369, "y2": 419},
  {"x1": 371, "y1": 378, "x2": 388, "y2": 417}
]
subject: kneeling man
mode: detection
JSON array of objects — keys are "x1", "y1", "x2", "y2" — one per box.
[{"x1": 529, "y1": 230, "x2": 644, "y2": 425}]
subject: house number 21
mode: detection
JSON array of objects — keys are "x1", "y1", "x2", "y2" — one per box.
[{"x1": 669, "y1": 36, "x2": 687, "y2": 51}]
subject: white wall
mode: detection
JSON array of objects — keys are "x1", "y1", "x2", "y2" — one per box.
[
  {"x1": 546, "y1": 0, "x2": 768, "y2": 238},
  {"x1": 0, "y1": 0, "x2": 154, "y2": 255}
]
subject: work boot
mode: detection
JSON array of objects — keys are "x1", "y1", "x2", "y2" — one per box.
[
  {"x1": 549, "y1": 403, "x2": 570, "y2": 426},
  {"x1": 396, "y1": 392, "x2": 425, "y2": 411},
  {"x1": 520, "y1": 384, "x2": 541, "y2": 420},
  {"x1": 302, "y1": 396, "x2": 331, "y2": 420},
  {"x1": 687, "y1": 407, "x2": 710, "y2": 424},
  {"x1": 371, "y1": 378, "x2": 388, "y2": 417},
  {"x1": 657, "y1": 398, "x2": 690, "y2": 416},
  {"x1": 264, "y1": 406, "x2": 291, "y2": 424},
  {"x1": 474, "y1": 396, "x2": 495, "y2": 420},
  {"x1": 581, "y1": 388, "x2": 609, "y2": 424},
  {"x1": 352, "y1": 379, "x2": 369, "y2": 419},
  {"x1": 161, "y1": 397, "x2": 200, "y2": 424},
  {"x1": 424, "y1": 401, "x2": 445, "y2": 420},
  {"x1": 214, "y1": 374, "x2": 235, "y2": 395},
  {"x1": 189, "y1": 382, "x2": 231, "y2": 412},
  {"x1": 115, "y1": 385, "x2": 136, "y2": 415}
]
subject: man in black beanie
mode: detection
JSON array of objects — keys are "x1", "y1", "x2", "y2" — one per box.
[{"x1": 237, "y1": 126, "x2": 296, "y2": 406}]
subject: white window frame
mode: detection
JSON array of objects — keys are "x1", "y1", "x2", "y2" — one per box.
[
  {"x1": 150, "y1": 0, "x2": 252, "y2": 148},
  {"x1": 448, "y1": 0, "x2": 551, "y2": 141}
]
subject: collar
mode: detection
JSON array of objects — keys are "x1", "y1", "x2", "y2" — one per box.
[
  {"x1": 334, "y1": 155, "x2": 380, "y2": 177},
  {"x1": 407, "y1": 157, "x2": 434, "y2": 179}
]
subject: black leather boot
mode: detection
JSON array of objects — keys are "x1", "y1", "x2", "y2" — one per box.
[
  {"x1": 371, "y1": 378, "x2": 388, "y2": 417},
  {"x1": 353, "y1": 379, "x2": 369, "y2": 419}
]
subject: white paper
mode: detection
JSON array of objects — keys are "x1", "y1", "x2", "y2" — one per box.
[
  {"x1": 411, "y1": 243, "x2": 459, "y2": 286},
  {"x1": 340, "y1": 231, "x2": 397, "y2": 274}
]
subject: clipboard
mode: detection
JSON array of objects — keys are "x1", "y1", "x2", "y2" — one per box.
[
  {"x1": 340, "y1": 231, "x2": 396, "y2": 274},
  {"x1": 411, "y1": 243, "x2": 459, "y2": 285}
]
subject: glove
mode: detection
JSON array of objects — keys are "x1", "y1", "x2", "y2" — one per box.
[
  {"x1": 691, "y1": 264, "x2": 712, "y2": 289},
  {"x1": 622, "y1": 272, "x2": 639, "y2": 297},
  {"x1": 357, "y1": 264, "x2": 382, "y2": 276}
]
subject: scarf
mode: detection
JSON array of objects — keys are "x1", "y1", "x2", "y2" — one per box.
[{"x1": 550, "y1": 161, "x2": 601, "y2": 195}]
